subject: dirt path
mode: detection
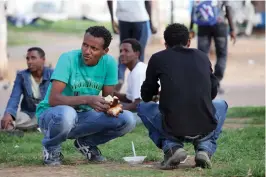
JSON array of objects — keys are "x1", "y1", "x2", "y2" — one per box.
[
  {"x1": 0, "y1": 166, "x2": 80, "y2": 177},
  {"x1": 0, "y1": 159, "x2": 197, "y2": 177}
]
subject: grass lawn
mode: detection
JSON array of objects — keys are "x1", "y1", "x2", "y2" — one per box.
[
  {"x1": 8, "y1": 19, "x2": 112, "y2": 34},
  {"x1": 0, "y1": 106, "x2": 265, "y2": 177},
  {"x1": 7, "y1": 19, "x2": 112, "y2": 46},
  {"x1": 7, "y1": 32, "x2": 37, "y2": 46}
]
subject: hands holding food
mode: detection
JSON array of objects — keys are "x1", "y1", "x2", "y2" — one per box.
[{"x1": 104, "y1": 95, "x2": 123, "y2": 117}]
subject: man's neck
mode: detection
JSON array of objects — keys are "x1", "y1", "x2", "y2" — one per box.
[
  {"x1": 31, "y1": 68, "x2": 43, "y2": 79},
  {"x1": 127, "y1": 59, "x2": 139, "y2": 71},
  {"x1": 172, "y1": 44, "x2": 186, "y2": 48}
]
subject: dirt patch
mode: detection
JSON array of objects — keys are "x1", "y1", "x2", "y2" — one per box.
[
  {"x1": 226, "y1": 117, "x2": 252, "y2": 123},
  {"x1": 142, "y1": 155, "x2": 196, "y2": 169},
  {"x1": 0, "y1": 165, "x2": 80, "y2": 177},
  {"x1": 0, "y1": 157, "x2": 197, "y2": 177},
  {"x1": 223, "y1": 123, "x2": 247, "y2": 129},
  {"x1": 224, "y1": 117, "x2": 251, "y2": 129},
  {"x1": 223, "y1": 117, "x2": 264, "y2": 129}
]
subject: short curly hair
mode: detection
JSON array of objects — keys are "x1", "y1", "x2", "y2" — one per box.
[
  {"x1": 121, "y1": 38, "x2": 142, "y2": 58},
  {"x1": 164, "y1": 23, "x2": 189, "y2": 48},
  {"x1": 85, "y1": 26, "x2": 113, "y2": 49},
  {"x1": 27, "y1": 47, "x2": 45, "y2": 58}
]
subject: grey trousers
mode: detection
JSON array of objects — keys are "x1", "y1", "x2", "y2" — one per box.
[{"x1": 0, "y1": 111, "x2": 37, "y2": 130}]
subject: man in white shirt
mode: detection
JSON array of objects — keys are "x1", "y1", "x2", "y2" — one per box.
[
  {"x1": 114, "y1": 38, "x2": 147, "y2": 111},
  {"x1": 107, "y1": 0, "x2": 157, "y2": 91}
]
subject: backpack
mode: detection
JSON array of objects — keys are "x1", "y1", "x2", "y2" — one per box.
[{"x1": 193, "y1": 0, "x2": 219, "y2": 26}]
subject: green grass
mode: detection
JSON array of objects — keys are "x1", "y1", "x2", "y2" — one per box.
[
  {"x1": 0, "y1": 107, "x2": 265, "y2": 177},
  {"x1": 227, "y1": 106, "x2": 265, "y2": 118},
  {"x1": 8, "y1": 19, "x2": 112, "y2": 34},
  {"x1": 7, "y1": 31, "x2": 37, "y2": 46},
  {"x1": 7, "y1": 19, "x2": 112, "y2": 46},
  {"x1": 227, "y1": 106, "x2": 265, "y2": 124}
]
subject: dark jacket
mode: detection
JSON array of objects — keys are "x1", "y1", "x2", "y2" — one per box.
[{"x1": 141, "y1": 46, "x2": 218, "y2": 136}]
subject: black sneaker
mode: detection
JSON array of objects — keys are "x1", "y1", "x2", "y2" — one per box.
[
  {"x1": 160, "y1": 146, "x2": 187, "y2": 170},
  {"x1": 195, "y1": 151, "x2": 212, "y2": 169},
  {"x1": 43, "y1": 147, "x2": 64, "y2": 166},
  {"x1": 74, "y1": 139, "x2": 106, "y2": 163}
]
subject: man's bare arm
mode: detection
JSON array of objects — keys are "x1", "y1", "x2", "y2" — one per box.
[
  {"x1": 102, "y1": 85, "x2": 115, "y2": 97},
  {"x1": 114, "y1": 92, "x2": 132, "y2": 103},
  {"x1": 49, "y1": 80, "x2": 90, "y2": 106},
  {"x1": 123, "y1": 99, "x2": 141, "y2": 111},
  {"x1": 107, "y1": 1, "x2": 114, "y2": 22}
]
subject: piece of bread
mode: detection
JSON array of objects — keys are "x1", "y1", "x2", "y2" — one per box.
[
  {"x1": 104, "y1": 95, "x2": 119, "y2": 106},
  {"x1": 107, "y1": 104, "x2": 123, "y2": 117},
  {"x1": 104, "y1": 95, "x2": 123, "y2": 117}
]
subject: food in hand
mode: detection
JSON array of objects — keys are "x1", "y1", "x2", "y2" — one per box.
[
  {"x1": 104, "y1": 95, "x2": 119, "y2": 106},
  {"x1": 104, "y1": 95, "x2": 123, "y2": 117},
  {"x1": 107, "y1": 104, "x2": 123, "y2": 117}
]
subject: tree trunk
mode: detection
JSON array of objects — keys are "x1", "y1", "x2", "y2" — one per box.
[{"x1": 0, "y1": 1, "x2": 8, "y2": 80}]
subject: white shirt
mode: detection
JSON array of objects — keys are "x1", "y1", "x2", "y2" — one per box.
[
  {"x1": 126, "y1": 62, "x2": 147, "y2": 102},
  {"x1": 116, "y1": 0, "x2": 150, "y2": 22},
  {"x1": 30, "y1": 74, "x2": 41, "y2": 99}
]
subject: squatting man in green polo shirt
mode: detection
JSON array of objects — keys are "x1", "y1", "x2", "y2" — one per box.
[{"x1": 36, "y1": 26, "x2": 136, "y2": 166}]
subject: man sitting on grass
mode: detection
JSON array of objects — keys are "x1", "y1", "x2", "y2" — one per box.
[
  {"x1": 1, "y1": 47, "x2": 53, "y2": 132},
  {"x1": 36, "y1": 26, "x2": 136, "y2": 166},
  {"x1": 137, "y1": 23, "x2": 228, "y2": 169},
  {"x1": 114, "y1": 38, "x2": 147, "y2": 112}
]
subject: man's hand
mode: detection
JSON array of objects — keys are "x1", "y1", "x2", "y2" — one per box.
[
  {"x1": 230, "y1": 31, "x2": 236, "y2": 45},
  {"x1": 1, "y1": 113, "x2": 14, "y2": 130},
  {"x1": 112, "y1": 21, "x2": 119, "y2": 34},
  {"x1": 152, "y1": 95, "x2": 160, "y2": 102},
  {"x1": 150, "y1": 23, "x2": 157, "y2": 34},
  {"x1": 88, "y1": 96, "x2": 110, "y2": 112}
]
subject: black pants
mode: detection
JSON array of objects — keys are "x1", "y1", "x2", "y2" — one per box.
[{"x1": 197, "y1": 23, "x2": 228, "y2": 82}]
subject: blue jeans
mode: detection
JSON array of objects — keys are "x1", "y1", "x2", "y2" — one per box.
[
  {"x1": 38, "y1": 106, "x2": 136, "y2": 151},
  {"x1": 137, "y1": 99, "x2": 228, "y2": 156},
  {"x1": 118, "y1": 20, "x2": 150, "y2": 81}
]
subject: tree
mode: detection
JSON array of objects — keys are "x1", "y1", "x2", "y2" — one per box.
[{"x1": 0, "y1": 1, "x2": 8, "y2": 80}]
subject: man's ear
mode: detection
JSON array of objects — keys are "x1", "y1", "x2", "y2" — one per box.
[
  {"x1": 104, "y1": 47, "x2": 109, "y2": 54},
  {"x1": 136, "y1": 51, "x2": 140, "y2": 59},
  {"x1": 186, "y1": 39, "x2": 191, "y2": 48},
  {"x1": 164, "y1": 43, "x2": 169, "y2": 49}
]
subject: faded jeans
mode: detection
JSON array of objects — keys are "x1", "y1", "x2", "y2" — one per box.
[
  {"x1": 137, "y1": 99, "x2": 228, "y2": 156},
  {"x1": 38, "y1": 106, "x2": 136, "y2": 151}
]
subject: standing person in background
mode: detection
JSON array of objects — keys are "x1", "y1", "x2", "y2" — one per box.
[
  {"x1": 107, "y1": 0, "x2": 157, "y2": 91},
  {"x1": 190, "y1": 0, "x2": 236, "y2": 94}
]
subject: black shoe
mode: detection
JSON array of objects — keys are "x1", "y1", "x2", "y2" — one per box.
[
  {"x1": 195, "y1": 151, "x2": 212, "y2": 169},
  {"x1": 43, "y1": 147, "x2": 64, "y2": 166},
  {"x1": 74, "y1": 139, "x2": 106, "y2": 163},
  {"x1": 160, "y1": 146, "x2": 187, "y2": 170}
]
